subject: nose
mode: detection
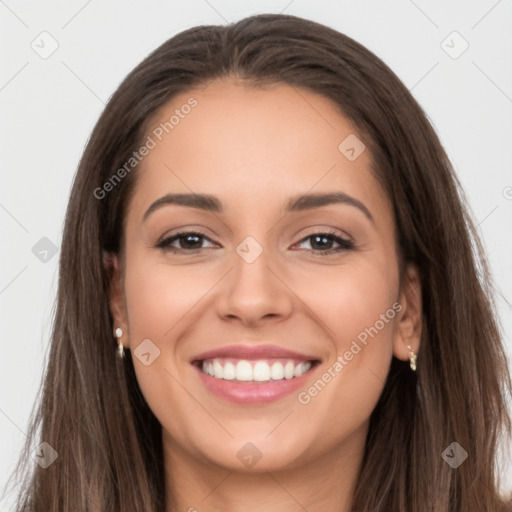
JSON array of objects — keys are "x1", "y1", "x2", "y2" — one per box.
[{"x1": 215, "y1": 247, "x2": 294, "y2": 328}]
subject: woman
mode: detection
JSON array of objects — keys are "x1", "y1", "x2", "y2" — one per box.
[{"x1": 9, "y1": 12, "x2": 512, "y2": 512}]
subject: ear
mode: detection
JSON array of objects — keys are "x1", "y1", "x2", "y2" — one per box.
[
  {"x1": 103, "y1": 251, "x2": 130, "y2": 349},
  {"x1": 392, "y1": 263, "x2": 422, "y2": 363}
]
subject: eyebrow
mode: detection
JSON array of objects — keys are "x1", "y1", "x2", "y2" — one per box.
[{"x1": 142, "y1": 191, "x2": 375, "y2": 224}]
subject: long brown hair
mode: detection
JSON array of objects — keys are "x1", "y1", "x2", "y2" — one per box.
[{"x1": 7, "y1": 13, "x2": 512, "y2": 511}]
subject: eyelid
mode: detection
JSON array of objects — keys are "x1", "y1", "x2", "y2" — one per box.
[
  {"x1": 299, "y1": 226, "x2": 353, "y2": 243},
  {"x1": 292, "y1": 228, "x2": 355, "y2": 254},
  {"x1": 156, "y1": 225, "x2": 217, "y2": 244},
  {"x1": 155, "y1": 226, "x2": 355, "y2": 255},
  {"x1": 156, "y1": 229, "x2": 218, "y2": 250},
  {"x1": 158, "y1": 224, "x2": 352, "y2": 242}
]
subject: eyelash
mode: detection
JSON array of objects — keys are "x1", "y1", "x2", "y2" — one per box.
[{"x1": 155, "y1": 229, "x2": 355, "y2": 256}]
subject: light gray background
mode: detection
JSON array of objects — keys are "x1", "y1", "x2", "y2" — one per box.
[{"x1": 1, "y1": 0, "x2": 511, "y2": 507}]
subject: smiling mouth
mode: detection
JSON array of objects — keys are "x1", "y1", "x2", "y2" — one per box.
[{"x1": 193, "y1": 358, "x2": 320, "y2": 383}]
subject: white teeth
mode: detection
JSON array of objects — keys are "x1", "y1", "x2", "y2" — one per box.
[
  {"x1": 253, "y1": 361, "x2": 271, "y2": 381},
  {"x1": 199, "y1": 358, "x2": 313, "y2": 382},
  {"x1": 294, "y1": 362, "x2": 307, "y2": 377},
  {"x1": 223, "y1": 361, "x2": 236, "y2": 380},
  {"x1": 213, "y1": 360, "x2": 223, "y2": 379},
  {"x1": 284, "y1": 361, "x2": 295, "y2": 379},
  {"x1": 270, "y1": 361, "x2": 285, "y2": 380},
  {"x1": 235, "y1": 360, "x2": 253, "y2": 381}
]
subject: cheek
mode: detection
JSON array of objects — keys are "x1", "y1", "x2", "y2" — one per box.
[
  {"x1": 339, "y1": 271, "x2": 396, "y2": 343},
  {"x1": 300, "y1": 259, "x2": 398, "y2": 351},
  {"x1": 292, "y1": 265, "x2": 397, "y2": 437},
  {"x1": 123, "y1": 255, "x2": 212, "y2": 343},
  {"x1": 121, "y1": 254, "x2": 221, "y2": 406},
  {"x1": 121, "y1": 257, "x2": 204, "y2": 430}
]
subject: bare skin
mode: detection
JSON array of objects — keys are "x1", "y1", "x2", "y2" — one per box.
[{"x1": 108, "y1": 78, "x2": 422, "y2": 512}]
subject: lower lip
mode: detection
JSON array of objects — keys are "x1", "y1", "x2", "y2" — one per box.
[{"x1": 194, "y1": 364, "x2": 317, "y2": 404}]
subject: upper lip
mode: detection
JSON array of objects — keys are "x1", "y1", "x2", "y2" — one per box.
[{"x1": 191, "y1": 344, "x2": 320, "y2": 363}]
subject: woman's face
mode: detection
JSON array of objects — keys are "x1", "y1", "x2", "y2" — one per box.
[{"x1": 109, "y1": 78, "x2": 421, "y2": 472}]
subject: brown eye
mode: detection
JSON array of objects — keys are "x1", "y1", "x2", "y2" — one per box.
[
  {"x1": 155, "y1": 229, "x2": 354, "y2": 256},
  {"x1": 156, "y1": 231, "x2": 215, "y2": 252},
  {"x1": 293, "y1": 230, "x2": 354, "y2": 256}
]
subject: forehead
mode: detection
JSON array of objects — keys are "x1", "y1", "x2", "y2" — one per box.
[{"x1": 127, "y1": 79, "x2": 390, "y2": 223}]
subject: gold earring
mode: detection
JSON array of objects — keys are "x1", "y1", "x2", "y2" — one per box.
[
  {"x1": 407, "y1": 345, "x2": 417, "y2": 371},
  {"x1": 115, "y1": 327, "x2": 125, "y2": 358}
]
